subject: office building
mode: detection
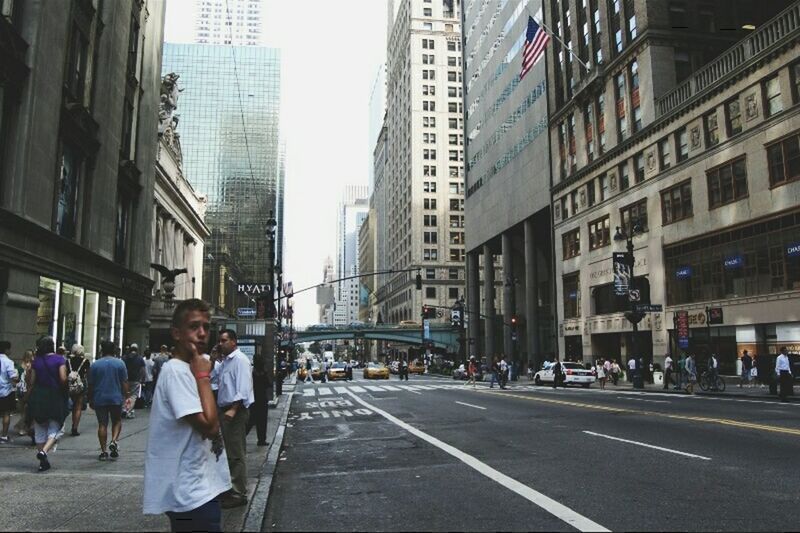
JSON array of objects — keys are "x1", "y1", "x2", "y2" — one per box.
[
  {"x1": 161, "y1": 43, "x2": 282, "y2": 314},
  {"x1": 192, "y1": 0, "x2": 263, "y2": 46},
  {"x1": 336, "y1": 185, "x2": 369, "y2": 326},
  {"x1": 463, "y1": 0, "x2": 555, "y2": 369},
  {"x1": 546, "y1": 0, "x2": 798, "y2": 372}
]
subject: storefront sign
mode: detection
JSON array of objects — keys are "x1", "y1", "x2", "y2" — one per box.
[
  {"x1": 237, "y1": 307, "x2": 256, "y2": 318},
  {"x1": 675, "y1": 266, "x2": 692, "y2": 279},
  {"x1": 613, "y1": 252, "x2": 631, "y2": 296},
  {"x1": 675, "y1": 311, "x2": 689, "y2": 349},
  {"x1": 723, "y1": 254, "x2": 744, "y2": 270},
  {"x1": 707, "y1": 307, "x2": 723, "y2": 325},
  {"x1": 237, "y1": 283, "x2": 271, "y2": 294},
  {"x1": 788, "y1": 242, "x2": 800, "y2": 258}
]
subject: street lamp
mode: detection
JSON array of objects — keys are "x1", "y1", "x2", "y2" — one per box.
[{"x1": 614, "y1": 220, "x2": 645, "y2": 388}]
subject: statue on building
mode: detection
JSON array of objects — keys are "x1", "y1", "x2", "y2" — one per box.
[{"x1": 158, "y1": 73, "x2": 184, "y2": 168}]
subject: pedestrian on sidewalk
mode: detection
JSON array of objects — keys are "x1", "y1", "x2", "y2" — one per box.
[
  {"x1": 677, "y1": 352, "x2": 687, "y2": 390},
  {"x1": 610, "y1": 360, "x2": 620, "y2": 386},
  {"x1": 685, "y1": 352, "x2": 697, "y2": 394},
  {"x1": 13, "y1": 350, "x2": 33, "y2": 438},
  {"x1": 143, "y1": 298, "x2": 230, "y2": 532},
  {"x1": 26, "y1": 336, "x2": 68, "y2": 472},
  {"x1": 152, "y1": 345, "x2": 170, "y2": 385},
  {"x1": 707, "y1": 352, "x2": 720, "y2": 390},
  {"x1": 123, "y1": 344, "x2": 145, "y2": 419},
  {"x1": 499, "y1": 357, "x2": 509, "y2": 389},
  {"x1": 776, "y1": 346, "x2": 794, "y2": 403},
  {"x1": 67, "y1": 344, "x2": 90, "y2": 436},
  {"x1": 489, "y1": 357, "x2": 499, "y2": 388},
  {"x1": 143, "y1": 349, "x2": 155, "y2": 407},
  {"x1": 597, "y1": 358, "x2": 607, "y2": 390},
  {"x1": 88, "y1": 340, "x2": 128, "y2": 461},
  {"x1": 663, "y1": 354, "x2": 673, "y2": 390},
  {"x1": 216, "y1": 329, "x2": 254, "y2": 509},
  {"x1": 627, "y1": 357, "x2": 636, "y2": 385},
  {"x1": 0, "y1": 341, "x2": 20, "y2": 443},
  {"x1": 740, "y1": 350, "x2": 753, "y2": 388}
]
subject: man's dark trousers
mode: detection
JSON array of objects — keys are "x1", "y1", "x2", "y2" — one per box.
[{"x1": 247, "y1": 373, "x2": 268, "y2": 444}]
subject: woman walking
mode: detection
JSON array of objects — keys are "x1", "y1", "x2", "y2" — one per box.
[
  {"x1": 466, "y1": 356, "x2": 478, "y2": 388},
  {"x1": 13, "y1": 350, "x2": 34, "y2": 438},
  {"x1": 684, "y1": 352, "x2": 697, "y2": 394},
  {"x1": 26, "y1": 337, "x2": 68, "y2": 472},
  {"x1": 596, "y1": 358, "x2": 607, "y2": 390},
  {"x1": 67, "y1": 344, "x2": 90, "y2": 436}
]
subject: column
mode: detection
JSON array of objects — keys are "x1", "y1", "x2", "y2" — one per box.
[
  {"x1": 483, "y1": 243, "x2": 495, "y2": 361},
  {"x1": 466, "y1": 251, "x2": 480, "y2": 359},
  {"x1": 524, "y1": 218, "x2": 540, "y2": 370},
  {"x1": 502, "y1": 232, "x2": 514, "y2": 361}
]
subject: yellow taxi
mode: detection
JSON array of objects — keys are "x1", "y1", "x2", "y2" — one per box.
[
  {"x1": 327, "y1": 361, "x2": 349, "y2": 381},
  {"x1": 408, "y1": 360, "x2": 426, "y2": 375},
  {"x1": 298, "y1": 362, "x2": 323, "y2": 381},
  {"x1": 363, "y1": 362, "x2": 390, "y2": 379}
]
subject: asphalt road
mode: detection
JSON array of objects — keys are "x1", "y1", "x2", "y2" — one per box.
[{"x1": 265, "y1": 374, "x2": 800, "y2": 532}]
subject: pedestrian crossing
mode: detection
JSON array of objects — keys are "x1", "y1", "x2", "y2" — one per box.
[{"x1": 299, "y1": 382, "x2": 471, "y2": 397}]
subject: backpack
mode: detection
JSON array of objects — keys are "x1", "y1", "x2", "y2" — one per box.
[{"x1": 68, "y1": 358, "x2": 87, "y2": 396}]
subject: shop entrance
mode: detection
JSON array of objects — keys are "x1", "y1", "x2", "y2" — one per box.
[
  {"x1": 592, "y1": 333, "x2": 622, "y2": 363},
  {"x1": 564, "y1": 335, "x2": 583, "y2": 362}
]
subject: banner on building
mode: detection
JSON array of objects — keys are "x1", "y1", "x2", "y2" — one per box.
[
  {"x1": 613, "y1": 252, "x2": 632, "y2": 296},
  {"x1": 675, "y1": 311, "x2": 689, "y2": 350}
]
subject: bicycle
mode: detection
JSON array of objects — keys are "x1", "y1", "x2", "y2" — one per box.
[{"x1": 698, "y1": 371, "x2": 726, "y2": 392}]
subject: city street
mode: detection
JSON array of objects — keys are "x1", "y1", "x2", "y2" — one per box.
[{"x1": 266, "y1": 374, "x2": 800, "y2": 532}]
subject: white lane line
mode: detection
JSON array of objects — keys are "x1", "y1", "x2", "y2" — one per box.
[
  {"x1": 381, "y1": 385, "x2": 401, "y2": 391},
  {"x1": 455, "y1": 401, "x2": 487, "y2": 410},
  {"x1": 334, "y1": 386, "x2": 349, "y2": 394},
  {"x1": 302, "y1": 389, "x2": 315, "y2": 397},
  {"x1": 344, "y1": 391, "x2": 608, "y2": 533},
  {"x1": 317, "y1": 387, "x2": 332, "y2": 396},
  {"x1": 349, "y1": 386, "x2": 367, "y2": 393},
  {"x1": 582, "y1": 431, "x2": 711, "y2": 461},
  {"x1": 412, "y1": 385, "x2": 434, "y2": 390},
  {"x1": 619, "y1": 397, "x2": 671, "y2": 404},
  {"x1": 396, "y1": 385, "x2": 423, "y2": 395},
  {"x1": 364, "y1": 385, "x2": 387, "y2": 392}
]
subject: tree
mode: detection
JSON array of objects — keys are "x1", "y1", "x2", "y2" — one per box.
[{"x1": 308, "y1": 341, "x2": 322, "y2": 355}]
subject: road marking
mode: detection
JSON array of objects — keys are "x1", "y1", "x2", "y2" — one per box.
[
  {"x1": 317, "y1": 387, "x2": 332, "y2": 396},
  {"x1": 583, "y1": 431, "x2": 711, "y2": 460},
  {"x1": 0, "y1": 470, "x2": 144, "y2": 479},
  {"x1": 619, "y1": 397, "x2": 671, "y2": 404},
  {"x1": 455, "y1": 401, "x2": 487, "y2": 410},
  {"x1": 302, "y1": 389, "x2": 315, "y2": 397},
  {"x1": 343, "y1": 391, "x2": 608, "y2": 532},
  {"x1": 364, "y1": 385, "x2": 387, "y2": 392},
  {"x1": 396, "y1": 385, "x2": 422, "y2": 395},
  {"x1": 480, "y1": 390, "x2": 800, "y2": 437},
  {"x1": 334, "y1": 386, "x2": 349, "y2": 394},
  {"x1": 381, "y1": 385, "x2": 401, "y2": 391},
  {"x1": 349, "y1": 386, "x2": 367, "y2": 393}
]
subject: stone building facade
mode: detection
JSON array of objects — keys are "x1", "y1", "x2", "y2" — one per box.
[
  {"x1": 0, "y1": 0, "x2": 166, "y2": 358},
  {"x1": 547, "y1": 0, "x2": 800, "y2": 372}
]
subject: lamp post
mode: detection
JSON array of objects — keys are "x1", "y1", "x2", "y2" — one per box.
[
  {"x1": 253, "y1": 210, "x2": 277, "y2": 447},
  {"x1": 614, "y1": 220, "x2": 645, "y2": 389}
]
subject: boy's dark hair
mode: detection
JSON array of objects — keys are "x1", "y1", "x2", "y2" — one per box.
[
  {"x1": 0, "y1": 340, "x2": 10, "y2": 353},
  {"x1": 36, "y1": 336, "x2": 55, "y2": 355},
  {"x1": 219, "y1": 328, "x2": 238, "y2": 342},
  {"x1": 101, "y1": 340, "x2": 116, "y2": 356},
  {"x1": 171, "y1": 298, "x2": 211, "y2": 328}
]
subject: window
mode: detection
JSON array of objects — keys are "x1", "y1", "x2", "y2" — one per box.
[
  {"x1": 423, "y1": 7, "x2": 432, "y2": 16},
  {"x1": 620, "y1": 199, "x2": 648, "y2": 235},
  {"x1": 676, "y1": 128, "x2": 688, "y2": 162},
  {"x1": 424, "y1": 248, "x2": 438, "y2": 260},
  {"x1": 597, "y1": 94, "x2": 606, "y2": 152},
  {"x1": 447, "y1": 41, "x2": 457, "y2": 51},
  {"x1": 584, "y1": 103, "x2": 595, "y2": 161},
  {"x1": 563, "y1": 273, "x2": 580, "y2": 318},
  {"x1": 563, "y1": 228, "x2": 581, "y2": 259},
  {"x1": 423, "y1": 165, "x2": 436, "y2": 177},
  {"x1": 615, "y1": 73, "x2": 627, "y2": 141},
  {"x1": 449, "y1": 199, "x2": 463, "y2": 211},
  {"x1": 792, "y1": 62, "x2": 800, "y2": 103},
  {"x1": 449, "y1": 249, "x2": 465, "y2": 261},
  {"x1": 448, "y1": 268, "x2": 459, "y2": 280},
  {"x1": 674, "y1": 49, "x2": 691, "y2": 84},
  {"x1": 424, "y1": 215, "x2": 438, "y2": 226},
  {"x1": 707, "y1": 157, "x2": 748, "y2": 209},
  {"x1": 571, "y1": 189, "x2": 579, "y2": 215},
  {"x1": 619, "y1": 162, "x2": 630, "y2": 191},
  {"x1": 725, "y1": 98, "x2": 742, "y2": 136},
  {"x1": 424, "y1": 181, "x2": 438, "y2": 193},
  {"x1": 115, "y1": 193, "x2": 131, "y2": 263},
  {"x1": 449, "y1": 287, "x2": 460, "y2": 299},
  {"x1": 629, "y1": 60, "x2": 641, "y2": 131},
  {"x1": 704, "y1": 111, "x2": 719, "y2": 147},
  {"x1": 423, "y1": 198, "x2": 437, "y2": 209},
  {"x1": 588, "y1": 216, "x2": 610, "y2": 250},
  {"x1": 448, "y1": 118, "x2": 459, "y2": 129},
  {"x1": 449, "y1": 214, "x2": 463, "y2": 228},
  {"x1": 766, "y1": 133, "x2": 800, "y2": 187},
  {"x1": 764, "y1": 75, "x2": 783, "y2": 117},
  {"x1": 669, "y1": 1, "x2": 688, "y2": 28},
  {"x1": 448, "y1": 150, "x2": 460, "y2": 161},
  {"x1": 56, "y1": 142, "x2": 83, "y2": 240},
  {"x1": 661, "y1": 180, "x2": 693, "y2": 225},
  {"x1": 587, "y1": 180, "x2": 596, "y2": 207},
  {"x1": 447, "y1": 56, "x2": 459, "y2": 67},
  {"x1": 65, "y1": 21, "x2": 90, "y2": 102},
  {"x1": 659, "y1": 137, "x2": 671, "y2": 170},
  {"x1": 599, "y1": 174, "x2": 609, "y2": 201},
  {"x1": 450, "y1": 231, "x2": 464, "y2": 244},
  {"x1": 426, "y1": 268, "x2": 436, "y2": 280}
]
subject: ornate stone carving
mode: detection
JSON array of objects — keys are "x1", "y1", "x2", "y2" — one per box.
[
  {"x1": 608, "y1": 170, "x2": 617, "y2": 191},
  {"x1": 646, "y1": 149, "x2": 656, "y2": 171},
  {"x1": 579, "y1": 189, "x2": 587, "y2": 207},
  {"x1": 159, "y1": 73, "x2": 184, "y2": 167},
  {"x1": 745, "y1": 93, "x2": 759, "y2": 121},
  {"x1": 554, "y1": 203, "x2": 561, "y2": 220},
  {"x1": 690, "y1": 126, "x2": 701, "y2": 149}
]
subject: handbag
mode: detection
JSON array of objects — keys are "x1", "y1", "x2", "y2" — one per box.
[{"x1": 750, "y1": 367, "x2": 758, "y2": 378}]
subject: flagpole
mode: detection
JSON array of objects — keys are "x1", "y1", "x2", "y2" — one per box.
[{"x1": 525, "y1": 5, "x2": 591, "y2": 73}]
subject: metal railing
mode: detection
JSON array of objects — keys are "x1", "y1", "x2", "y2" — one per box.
[{"x1": 656, "y1": 1, "x2": 800, "y2": 117}]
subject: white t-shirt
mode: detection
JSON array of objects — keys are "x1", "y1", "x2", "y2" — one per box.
[
  {"x1": 144, "y1": 358, "x2": 154, "y2": 382},
  {"x1": 143, "y1": 359, "x2": 231, "y2": 514}
]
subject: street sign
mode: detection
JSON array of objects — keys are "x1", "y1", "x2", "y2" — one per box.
[
  {"x1": 237, "y1": 307, "x2": 256, "y2": 318},
  {"x1": 423, "y1": 319, "x2": 431, "y2": 340},
  {"x1": 632, "y1": 304, "x2": 662, "y2": 313}
]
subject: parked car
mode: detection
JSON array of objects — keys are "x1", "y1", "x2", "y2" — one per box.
[
  {"x1": 533, "y1": 362, "x2": 595, "y2": 387},
  {"x1": 363, "y1": 362, "x2": 390, "y2": 379}
]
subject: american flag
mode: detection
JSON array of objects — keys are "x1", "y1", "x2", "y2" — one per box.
[{"x1": 520, "y1": 16, "x2": 550, "y2": 80}]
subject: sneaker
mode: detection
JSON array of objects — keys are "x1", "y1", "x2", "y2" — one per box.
[
  {"x1": 38, "y1": 458, "x2": 51, "y2": 472},
  {"x1": 0, "y1": 436, "x2": 9, "y2": 443},
  {"x1": 109, "y1": 441, "x2": 119, "y2": 459},
  {"x1": 71, "y1": 428, "x2": 80, "y2": 437},
  {"x1": 98, "y1": 451, "x2": 109, "y2": 461}
]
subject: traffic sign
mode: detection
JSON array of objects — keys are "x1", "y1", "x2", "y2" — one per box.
[
  {"x1": 632, "y1": 304, "x2": 662, "y2": 313},
  {"x1": 237, "y1": 307, "x2": 256, "y2": 318}
]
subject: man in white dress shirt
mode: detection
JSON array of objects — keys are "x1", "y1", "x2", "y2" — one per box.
[
  {"x1": 216, "y1": 329, "x2": 254, "y2": 508},
  {"x1": 775, "y1": 346, "x2": 794, "y2": 403}
]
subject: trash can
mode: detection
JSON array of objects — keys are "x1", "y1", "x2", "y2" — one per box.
[{"x1": 653, "y1": 371, "x2": 664, "y2": 385}]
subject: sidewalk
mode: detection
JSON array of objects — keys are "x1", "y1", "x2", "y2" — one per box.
[{"x1": 0, "y1": 380, "x2": 295, "y2": 532}]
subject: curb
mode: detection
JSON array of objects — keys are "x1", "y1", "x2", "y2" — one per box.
[{"x1": 242, "y1": 389, "x2": 294, "y2": 532}]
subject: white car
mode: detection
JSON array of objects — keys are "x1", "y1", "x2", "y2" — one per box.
[{"x1": 534, "y1": 362, "x2": 595, "y2": 387}]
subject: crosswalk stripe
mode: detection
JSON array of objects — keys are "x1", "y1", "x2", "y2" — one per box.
[
  {"x1": 318, "y1": 387, "x2": 332, "y2": 396},
  {"x1": 302, "y1": 389, "x2": 315, "y2": 397},
  {"x1": 364, "y1": 385, "x2": 387, "y2": 392},
  {"x1": 396, "y1": 385, "x2": 414, "y2": 390},
  {"x1": 349, "y1": 386, "x2": 367, "y2": 393},
  {"x1": 334, "y1": 387, "x2": 349, "y2": 394},
  {"x1": 382, "y1": 385, "x2": 401, "y2": 391}
]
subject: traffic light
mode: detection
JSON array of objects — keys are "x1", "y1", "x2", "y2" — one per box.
[
  {"x1": 415, "y1": 272, "x2": 422, "y2": 290},
  {"x1": 510, "y1": 315, "x2": 519, "y2": 341}
]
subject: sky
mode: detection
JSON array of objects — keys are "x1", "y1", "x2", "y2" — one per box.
[{"x1": 164, "y1": 0, "x2": 388, "y2": 326}]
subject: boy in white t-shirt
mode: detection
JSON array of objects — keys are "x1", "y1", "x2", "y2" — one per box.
[{"x1": 143, "y1": 299, "x2": 231, "y2": 532}]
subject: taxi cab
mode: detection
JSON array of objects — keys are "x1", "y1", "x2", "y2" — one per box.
[
  {"x1": 327, "y1": 361, "x2": 349, "y2": 381},
  {"x1": 363, "y1": 362, "x2": 390, "y2": 379},
  {"x1": 408, "y1": 360, "x2": 426, "y2": 374},
  {"x1": 298, "y1": 362, "x2": 323, "y2": 381}
]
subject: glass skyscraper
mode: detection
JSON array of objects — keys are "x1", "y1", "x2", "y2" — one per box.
[{"x1": 162, "y1": 43, "x2": 282, "y2": 310}]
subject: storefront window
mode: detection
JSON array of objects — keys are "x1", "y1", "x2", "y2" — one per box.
[
  {"x1": 82, "y1": 291, "x2": 99, "y2": 360},
  {"x1": 98, "y1": 296, "x2": 116, "y2": 347},
  {"x1": 115, "y1": 298, "x2": 126, "y2": 350},
  {"x1": 563, "y1": 273, "x2": 580, "y2": 318},
  {"x1": 36, "y1": 277, "x2": 59, "y2": 340},
  {"x1": 665, "y1": 212, "x2": 800, "y2": 305},
  {"x1": 58, "y1": 283, "x2": 84, "y2": 351}
]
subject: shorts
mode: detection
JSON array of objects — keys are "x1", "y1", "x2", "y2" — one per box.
[
  {"x1": 34, "y1": 420, "x2": 64, "y2": 444},
  {"x1": 0, "y1": 393, "x2": 16, "y2": 414},
  {"x1": 95, "y1": 405, "x2": 123, "y2": 426}
]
